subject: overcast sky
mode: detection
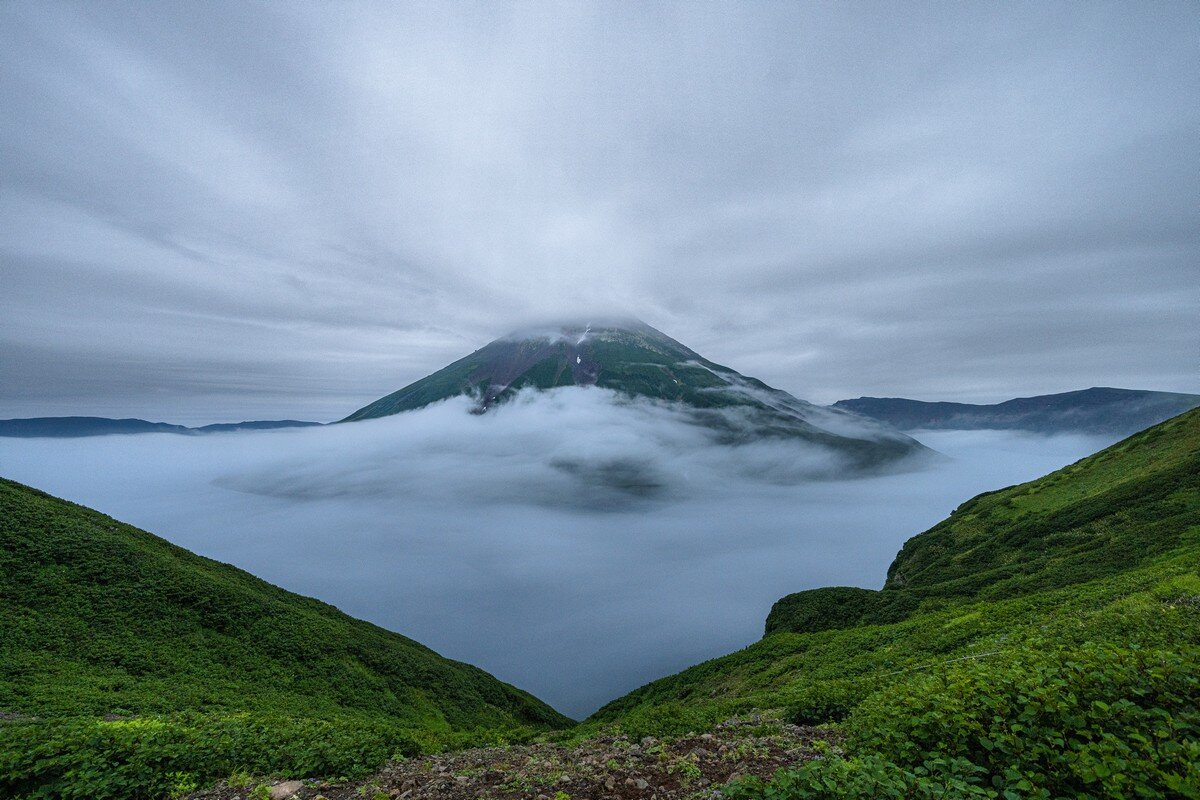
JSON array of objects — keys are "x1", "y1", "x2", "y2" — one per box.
[{"x1": 1, "y1": 1, "x2": 1197, "y2": 424}]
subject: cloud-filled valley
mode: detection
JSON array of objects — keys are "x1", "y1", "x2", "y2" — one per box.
[{"x1": 0, "y1": 389, "x2": 1117, "y2": 718}]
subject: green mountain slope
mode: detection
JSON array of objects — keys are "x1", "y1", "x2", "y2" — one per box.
[
  {"x1": 590, "y1": 409, "x2": 1200, "y2": 798},
  {"x1": 342, "y1": 320, "x2": 927, "y2": 470},
  {"x1": 0, "y1": 478, "x2": 567, "y2": 797}
]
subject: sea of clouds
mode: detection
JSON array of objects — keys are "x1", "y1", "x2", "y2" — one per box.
[{"x1": 0, "y1": 388, "x2": 1118, "y2": 718}]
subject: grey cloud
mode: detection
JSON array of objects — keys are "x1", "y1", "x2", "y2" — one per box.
[{"x1": 1, "y1": 1, "x2": 1197, "y2": 421}]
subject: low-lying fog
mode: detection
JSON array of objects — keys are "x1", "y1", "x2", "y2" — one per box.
[{"x1": 0, "y1": 389, "x2": 1118, "y2": 718}]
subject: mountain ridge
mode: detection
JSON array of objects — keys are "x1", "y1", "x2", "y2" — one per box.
[
  {"x1": 0, "y1": 417, "x2": 322, "y2": 438},
  {"x1": 832, "y1": 386, "x2": 1200, "y2": 436}
]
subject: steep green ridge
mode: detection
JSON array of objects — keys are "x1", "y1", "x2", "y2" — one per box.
[
  {"x1": 764, "y1": 405, "x2": 1200, "y2": 635},
  {"x1": 342, "y1": 320, "x2": 926, "y2": 469},
  {"x1": 0, "y1": 478, "x2": 567, "y2": 797},
  {"x1": 590, "y1": 409, "x2": 1200, "y2": 797}
]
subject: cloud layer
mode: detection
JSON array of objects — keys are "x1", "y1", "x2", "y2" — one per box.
[
  {"x1": 1, "y1": 2, "x2": 1197, "y2": 423},
  {"x1": 0, "y1": 389, "x2": 1118, "y2": 717}
]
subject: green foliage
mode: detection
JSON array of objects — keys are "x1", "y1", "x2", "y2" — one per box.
[
  {"x1": 0, "y1": 478, "x2": 568, "y2": 797},
  {"x1": 851, "y1": 644, "x2": 1200, "y2": 798},
  {"x1": 727, "y1": 752, "x2": 993, "y2": 800},
  {"x1": 611, "y1": 701, "x2": 723, "y2": 741},
  {"x1": 727, "y1": 645, "x2": 1200, "y2": 799},
  {"x1": 0, "y1": 713, "x2": 415, "y2": 799},
  {"x1": 765, "y1": 587, "x2": 882, "y2": 636},
  {"x1": 783, "y1": 680, "x2": 862, "y2": 726}
]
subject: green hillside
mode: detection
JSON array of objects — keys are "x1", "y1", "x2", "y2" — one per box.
[
  {"x1": 0, "y1": 479, "x2": 568, "y2": 798},
  {"x1": 591, "y1": 409, "x2": 1200, "y2": 798}
]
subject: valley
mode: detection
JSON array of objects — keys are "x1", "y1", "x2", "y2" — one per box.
[{"x1": 4, "y1": 405, "x2": 1195, "y2": 799}]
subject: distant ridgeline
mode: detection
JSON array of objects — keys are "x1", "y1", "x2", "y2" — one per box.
[
  {"x1": 591, "y1": 407, "x2": 1200, "y2": 798},
  {"x1": 833, "y1": 386, "x2": 1200, "y2": 436},
  {"x1": 341, "y1": 320, "x2": 929, "y2": 471},
  {"x1": 0, "y1": 417, "x2": 321, "y2": 438},
  {"x1": 0, "y1": 479, "x2": 568, "y2": 798}
]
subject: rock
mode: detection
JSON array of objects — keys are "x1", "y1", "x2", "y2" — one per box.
[
  {"x1": 635, "y1": 778, "x2": 650, "y2": 789},
  {"x1": 604, "y1": 776, "x2": 616, "y2": 790},
  {"x1": 269, "y1": 781, "x2": 304, "y2": 800},
  {"x1": 641, "y1": 737, "x2": 658, "y2": 747}
]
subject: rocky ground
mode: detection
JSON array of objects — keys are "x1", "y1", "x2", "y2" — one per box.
[{"x1": 190, "y1": 717, "x2": 835, "y2": 800}]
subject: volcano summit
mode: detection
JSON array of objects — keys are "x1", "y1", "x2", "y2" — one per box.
[{"x1": 343, "y1": 320, "x2": 928, "y2": 472}]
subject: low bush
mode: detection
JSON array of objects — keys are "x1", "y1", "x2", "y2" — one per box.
[
  {"x1": 783, "y1": 681, "x2": 861, "y2": 726},
  {"x1": 0, "y1": 713, "x2": 422, "y2": 800},
  {"x1": 727, "y1": 643, "x2": 1200, "y2": 799}
]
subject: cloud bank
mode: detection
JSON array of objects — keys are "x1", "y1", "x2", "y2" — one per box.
[{"x1": 0, "y1": 390, "x2": 1117, "y2": 717}]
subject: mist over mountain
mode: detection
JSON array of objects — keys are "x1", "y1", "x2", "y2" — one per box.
[
  {"x1": 834, "y1": 387, "x2": 1200, "y2": 436},
  {"x1": 344, "y1": 320, "x2": 928, "y2": 473}
]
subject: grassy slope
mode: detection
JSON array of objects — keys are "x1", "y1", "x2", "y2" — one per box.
[
  {"x1": 0, "y1": 478, "x2": 566, "y2": 729},
  {"x1": 0, "y1": 478, "x2": 567, "y2": 797},
  {"x1": 590, "y1": 408, "x2": 1200, "y2": 731}
]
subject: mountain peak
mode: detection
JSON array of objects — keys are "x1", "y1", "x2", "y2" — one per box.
[{"x1": 342, "y1": 322, "x2": 929, "y2": 471}]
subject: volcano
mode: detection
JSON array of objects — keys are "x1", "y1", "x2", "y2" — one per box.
[{"x1": 342, "y1": 319, "x2": 929, "y2": 470}]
